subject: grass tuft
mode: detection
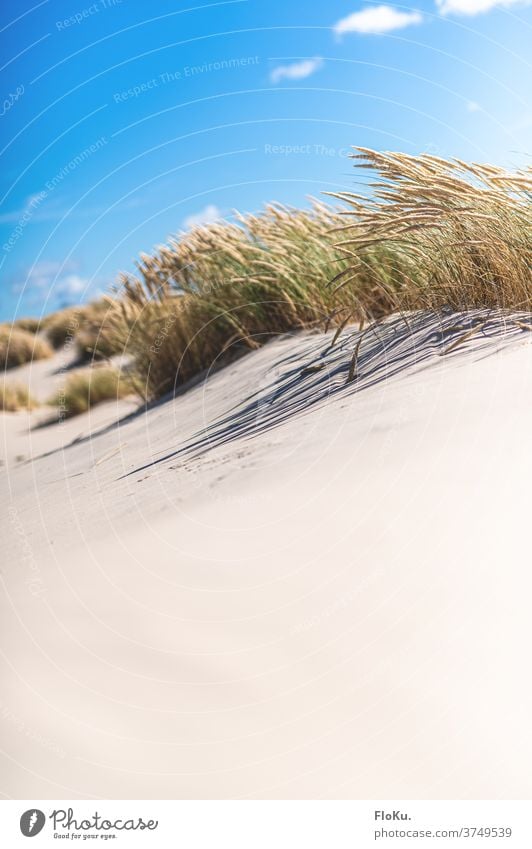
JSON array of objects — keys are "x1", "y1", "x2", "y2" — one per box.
[
  {"x1": 41, "y1": 301, "x2": 122, "y2": 360},
  {"x1": 42, "y1": 307, "x2": 86, "y2": 350},
  {"x1": 0, "y1": 382, "x2": 38, "y2": 412},
  {"x1": 0, "y1": 326, "x2": 53, "y2": 369},
  {"x1": 13, "y1": 317, "x2": 43, "y2": 334},
  {"x1": 74, "y1": 299, "x2": 122, "y2": 362},
  {"x1": 49, "y1": 367, "x2": 131, "y2": 418}
]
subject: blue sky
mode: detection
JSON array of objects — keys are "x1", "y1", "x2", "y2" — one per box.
[{"x1": 1, "y1": 0, "x2": 530, "y2": 321}]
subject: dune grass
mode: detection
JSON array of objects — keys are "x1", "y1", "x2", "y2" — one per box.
[
  {"x1": 108, "y1": 201, "x2": 414, "y2": 399},
  {"x1": 11, "y1": 149, "x2": 529, "y2": 405},
  {"x1": 49, "y1": 367, "x2": 131, "y2": 418},
  {"x1": 74, "y1": 298, "x2": 122, "y2": 362},
  {"x1": 0, "y1": 382, "x2": 38, "y2": 412},
  {"x1": 13, "y1": 317, "x2": 42, "y2": 334},
  {"x1": 0, "y1": 326, "x2": 53, "y2": 370},
  {"x1": 42, "y1": 307, "x2": 87, "y2": 350},
  {"x1": 330, "y1": 148, "x2": 531, "y2": 312},
  {"x1": 107, "y1": 151, "x2": 530, "y2": 402},
  {"x1": 41, "y1": 301, "x2": 122, "y2": 361}
]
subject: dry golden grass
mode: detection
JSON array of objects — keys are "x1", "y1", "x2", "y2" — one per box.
[
  {"x1": 331, "y1": 148, "x2": 531, "y2": 312},
  {"x1": 110, "y1": 150, "x2": 530, "y2": 402},
  {"x1": 109, "y1": 201, "x2": 412, "y2": 399},
  {"x1": 0, "y1": 382, "x2": 38, "y2": 412},
  {"x1": 13, "y1": 317, "x2": 42, "y2": 334},
  {"x1": 14, "y1": 149, "x2": 529, "y2": 404},
  {"x1": 42, "y1": 306, "x2": 87, "y2": 350},
  {"x1": 40, "y1": 301, "x2": 121, "y2": 360},
  {"x1": 0, "y1": 326, "x2": 53, "y2": 370},
  {"x1": 74, "y1": 298, "x2": 122, "y2": 362},
  {"x1": 48, "y1": 367, "x2": 131, "y2": 418}
]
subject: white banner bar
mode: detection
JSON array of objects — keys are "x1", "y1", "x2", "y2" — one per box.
[{"x1": 1, "y1": 800, "x2": 532, "y2": 847}]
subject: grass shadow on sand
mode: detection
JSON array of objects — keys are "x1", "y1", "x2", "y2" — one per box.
[{"x1": 122, "y1": 309, "x2": 527, "y2": 479}]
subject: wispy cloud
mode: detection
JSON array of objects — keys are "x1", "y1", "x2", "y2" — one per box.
[
  {"x1": 183, "y1": 204, "x2": 221, "y2": 230},
  {"x1": 22, "y1": 260, "x2": 77, "y2": 291},
  {"x1": 270, "y1": 57, "x2": 324, "y2": 84},
  {"x1": 333, "y1": 5, "x2": 422, "y2": 36},
  {"x1": 466, "y1": 100, "x2": 482, "y2": 111},
  {"x1": 436, "y1": 0, "x2": 530, "y2": 15},
  {"x1": 55, "y1": 274, "x2": 88, "y2": 299},
  {"x1": 12, "y1": 261, "x2": 92, "y2": 305},
  {"x1": 0, "y1": 193, "x2": 49, "y2": 225}
]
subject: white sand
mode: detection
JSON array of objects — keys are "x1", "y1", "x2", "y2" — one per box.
[
  {"x1": 1, "y1": 348, "x2": 137, "y2": 467},
  {"x1": 2, "y1": 312, "x2": 532, "y2": 799}
]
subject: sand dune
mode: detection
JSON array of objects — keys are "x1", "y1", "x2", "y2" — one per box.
[{"x1": 2, "y1": 311, "x2": 532, "y2": 799}]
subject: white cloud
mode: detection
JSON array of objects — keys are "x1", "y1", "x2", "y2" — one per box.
[
  {"x1": 13, "y1": 261, "x2": 90, "y2": 305},
  {"x1": 56, "y1": 274, "x2": 87, "y2": 298},
  {"x1": 270, "y1": 57, "x2": 324, "y2": 84},
  {"x1": 333, "y1": 5, "x2": 422, "y2": 36},
  {"x1": 0, "y1": 193, "x2": 47, "y2": 224},
  {"x1": 183, "y1": 204, "x2": 221, "y2": 229},
  {"x1": 437, "y1": 0, "x2": 529, "y2": 15},
  {"x1": 24, "y1": 260, "x2": 77, "y2": 290},
  {"x1": 466, "y1": 100, "x2": 482, "y2": 111}
]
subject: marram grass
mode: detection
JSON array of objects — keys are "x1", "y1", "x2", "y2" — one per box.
[
  {"x1": 108, "y1": 200, "x2": 414, "y2": 399},
  {"x1": 6, "y1": 149, "x2": 530, "y2": 404},
  {"x1": 0, "y1": 382, "x2": 38, "y2": 412},
  {"x1": 330, "y1": 148, "x2": 531, "y2": 312},
  {"x1": 0, "y1": 326, "x2": 53, "y2": 370},
  {"x1": 110, "y1": 145, "x2": 531, "y2": 401},
  {"x1": 42, "y1": 300, "x2": 121, "y2": 359},
  {"x1": 49, "y1": 367, "x2": 131, "y2": 418}
]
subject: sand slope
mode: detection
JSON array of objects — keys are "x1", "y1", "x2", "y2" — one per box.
[{"x1": 2, "y1": 312, "x2": 532, "y2": 799}]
